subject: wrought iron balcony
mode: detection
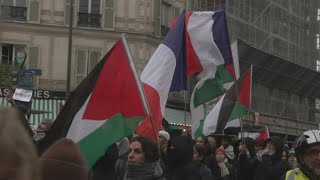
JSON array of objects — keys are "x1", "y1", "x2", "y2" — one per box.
[
  {"x1": 1, "y1": 6, "x2": 27, "y2": 21},
  {"x1": 78, "y1": 13, "x2": 101, "y2": 28}
]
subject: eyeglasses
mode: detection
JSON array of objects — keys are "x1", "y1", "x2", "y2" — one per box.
[{"x1": 306, "y1": 149, "x2": 320, "y2": 159}]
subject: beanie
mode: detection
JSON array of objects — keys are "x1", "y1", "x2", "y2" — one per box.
[
  {"x1": 39, "y1": 138, "x2": 89, "y2": 180},
  {"x1": 159, "y1": 131, "x2": 170, "y2": 141},
  {"x1": 216, "y1": 148, "x2": 227, "y2": 156}
]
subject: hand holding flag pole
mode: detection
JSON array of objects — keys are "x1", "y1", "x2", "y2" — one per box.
[{"x1": 121, "y1": 34, "x2": 158, "y2": 141}]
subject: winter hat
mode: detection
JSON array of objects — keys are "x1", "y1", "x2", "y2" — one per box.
[
  {"x1": 39, "y1": 138, "x2": 89, "y2": 180},
  {"x1": 159, "y1": 131, "x2": 170, "y2": 141},
  {"x1": 216, "y1": 148, "x2": 227, "y2": 156}
]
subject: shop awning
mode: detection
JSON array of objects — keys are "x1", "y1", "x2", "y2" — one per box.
[
  {"x1": 0, "y1": 97, "x2": 65, "y2": 126},
  {"x1": 164, "y1": 107, "x2": 192, "y2": 126},
  {"x1": 237, "y1": 39, "x2": 320, "y2": 99}
]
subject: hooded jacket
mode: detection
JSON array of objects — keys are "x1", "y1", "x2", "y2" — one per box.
[
  {"x1": 166, "y1": 136, "x2": 201, "y2": 180},
  {"x1": 38, "y1": 138, "x2": 89, "y2": 180},
  {"x1": 253, "y1": 136, "x2": 290, "y2": 180}
]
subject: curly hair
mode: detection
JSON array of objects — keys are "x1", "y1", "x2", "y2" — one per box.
[{"x1": 131, "y1": 136, "x2": 159, "y2": 163}]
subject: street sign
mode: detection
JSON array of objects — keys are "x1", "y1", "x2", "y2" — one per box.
[
  {"x1": 17, "y1": 75, "x2": 33, "y2": 90},
  {"x1": 21, "y1": 69, "x2": 42, "y2": 76}
]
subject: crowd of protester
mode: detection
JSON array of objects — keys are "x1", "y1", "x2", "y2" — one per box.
[{"x1": 2, "y1": 106, "x2": 320, "y2": 180}]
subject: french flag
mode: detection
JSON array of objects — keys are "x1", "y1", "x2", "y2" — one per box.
[
  {"x1": 135, "y1": 11, "x2": 187, "y2": 139},
  {"x1": 186, "y1": 9, "x2": 235, "y2": 80}
]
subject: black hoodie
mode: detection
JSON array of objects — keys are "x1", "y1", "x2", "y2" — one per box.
[
  {"x1": 253, "y1": 136, "x2": 290, "y2": 180},
  {"x1": 166, "y1": 136, "x2": 201, "y2": 180}
]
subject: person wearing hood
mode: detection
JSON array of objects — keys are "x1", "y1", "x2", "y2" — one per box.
[
  {"x1": 124, "y1": 136, "x2": 164, "y2": 180},
  {"x1": 38, "y1": 138, "x2": 89, "y2": 180},
  {"x1": 253, "y1": 136, "x2": 290, "y2": 180},
  {"x1": 166, "y1": 135, "x2": 201, "y2": 180},
  {"x1": 0, "y1": 108, "x2": 39, "y2": 180},
  {"x1": 287, "y1": 148, "x2": 298, "y2": 169},
  {"x1": 115, "y1": 137, "x2": 130, "y2": 180},
  {"x1": 231, "y1": 137, "x2": 257, "y2": 180}
]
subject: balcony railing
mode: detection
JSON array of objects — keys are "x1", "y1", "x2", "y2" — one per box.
[
  {"x1": 78, "y1": 13, "x2": 101, "y2": 28},
  {"x1": 1, "y1": 6, "x2": 27, "y2": 21}
]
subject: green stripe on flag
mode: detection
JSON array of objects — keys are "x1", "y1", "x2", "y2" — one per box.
[
  {"x1": 77, "y1": 113, "x2": 144, "y2": 168},
  {"x1": 228, "y1": 102, "x2": 248, "y2": 122},
  {"x1": 194, "y1": 65, "x2": 234, "y2": 107},
  {"x1": 194, "y1": 120, "x2": 204, "y2": 138}
]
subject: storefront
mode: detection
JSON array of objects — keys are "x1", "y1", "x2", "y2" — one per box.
[{"x1": 0, "y1": 88, "x2": 65, "y2": 126}]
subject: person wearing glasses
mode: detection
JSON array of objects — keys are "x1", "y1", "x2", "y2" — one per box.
[{"x1": 282, "y1": 130, "x2": 320, "y2": 180}]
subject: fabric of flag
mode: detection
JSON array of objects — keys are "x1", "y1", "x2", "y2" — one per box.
[
  {"x1": 38, "y1": 39, "x2": 146, "y2": 168},
  {"x1": 239, "y1": 126, "x2": 270, "y2": 143},
  {"x1": 189, "y1": 10, "x2": 238, "y2": 137},
  {"x1": 203, "y1": 67, "x2": 252, "y2": 136},
  {"x1": 188, "y1": 9, "x2": 235, "y2": 108},
  {"x1": 135, "y1": 11, "x2": 188, "y2": 140}
]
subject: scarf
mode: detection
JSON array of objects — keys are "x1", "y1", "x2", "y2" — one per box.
[
  {"x1": 219, "y1": 162, "x2": 230, "y2": 177},
  {"x1": 124, "y1": 162, "x2": 163, "y2": 180}
]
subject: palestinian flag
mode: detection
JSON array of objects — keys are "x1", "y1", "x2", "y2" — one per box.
[
  {"x1": 39, "y1": 38, "x2": 147, "y2": 168},
  {"x1": 239, "y1": 126, "x2": 270, "y2": 143},
  {"x1": 203, "y1": 66, "x2": 252, "y2": 135}
]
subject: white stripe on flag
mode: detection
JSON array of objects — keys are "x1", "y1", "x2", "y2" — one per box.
[
  {"x1": 203, "y1": 94, "x2": 225, "y2": 136},
  {"x1": 141, "y1": 44, "x2": 176, "y2": 115}
]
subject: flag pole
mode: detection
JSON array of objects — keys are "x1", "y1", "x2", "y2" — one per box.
[{"x1": 121, "y1": 34, "x2": 158, "y2": 140}]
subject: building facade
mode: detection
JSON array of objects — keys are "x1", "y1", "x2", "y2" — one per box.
[
  {"x1": 0, "y1": 0, "x2": 186, "y2": 125},
  {"x1": 190, "y1": 0, "x2": 320, "y2": 136}
]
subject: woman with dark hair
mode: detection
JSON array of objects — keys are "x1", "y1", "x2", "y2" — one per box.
[
  {"x1": 123, "y1": 136, "x2": 164, "y2": 180},
  {"x1": 193, "y1": 144, "x2": 213, "y2": 180}
]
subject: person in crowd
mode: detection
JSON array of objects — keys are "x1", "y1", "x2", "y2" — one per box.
[
  {"x1": 207, "y1": 136, "x2": 217, "y2": 151},
  {"x1": 281, "y1": 130, "x2": 320, "y2": 180},
  {"x1": 215, "y1": 147, "x2": 231, "y2": 180},
  {"x1": 254, "y1": 138, "x2": 265, "y2": 154},
  {"x1": 287, "y1": 148, "x2": 298, "y2": 169},
  {"x1": 282, "y1": 149, "x2": 289, "y2": 161},
  {"x1": 166, "y1": 135, "x2": 201, "y2": 180},
  {"x1": 124, "y1": 136, "x2": 164, "y2": 180},
  {"x1": 0, "y1": 108, "x2": 39, "y2": 180},
  {"x1": 34, "y1": 118, "x2": 54, "y2": 141},
  {"x1": 197, "y1": 135, "x2": 212, "y2": 157},
  {"x1": 158, "y1": 130, "x2": 170, "y2": 159},
  {"x1": 253, "y1": 136, "x2": 290, "y2": 180},
  {"x1": 220, "y1": 136, "x2": 235, "y2": 162},
  {"x1": 232, "y1": 137, "x2": 256, "y2": 180},
  {"x1": 193, "y1": 144, "x2": 213, "y2": 180},
  {"x1": 115, "y1": 137, "x2": 130, "y2": 180},
  {"x1": 38, "y1": 138, "x2": 89, "y2": 180},
  {"x1": 158, "y1": 131, "x2": 170, "y2": 178},
  {"x1": 36, "y1": 118, "x2": 53, "y2": 133}
]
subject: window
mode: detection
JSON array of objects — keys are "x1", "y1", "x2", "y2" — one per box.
[
  {"x1": 317, "y1": 60, "x2": 320, "y2": 71},
  {"x1": 1, "y1": 0, "x2": 27, "y2": 21},
  {"x1": 0, "y1": 44, "x2": 26, "y2": 65},
  {"x1": 78, "y1": 0, "x2": 102, "y2": 27},
  {"x1": 75, "y1": 49, "x2": 100, "y2": 87},
  {"x1": 161, "y1": 2, "x2": 172, "y2": 37}
]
